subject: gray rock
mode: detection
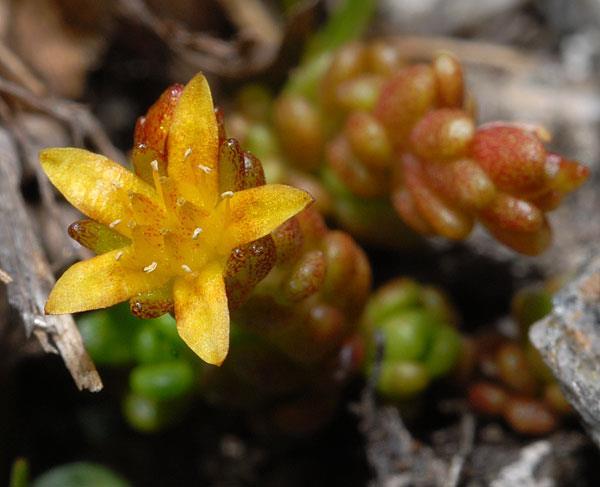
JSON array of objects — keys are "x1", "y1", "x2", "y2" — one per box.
[{"x1": 529, "y1": 251, "x2": 600, "y2": 447}]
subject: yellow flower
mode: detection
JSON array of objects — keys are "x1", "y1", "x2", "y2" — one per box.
[{"x1": 40, "y1": 74, "x2": 312, "y2": 365}]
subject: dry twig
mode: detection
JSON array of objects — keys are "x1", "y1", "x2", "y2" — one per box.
[
  {"x1": 0, "y1": 41, "x2": 46, "y2": 96},
  {"x1": 443, "y1": 413, "x2": 476, "y2": 487},
  {"x1": 117, "y1": 0, "x2": 319, "y2": 79},
  {"x1": 0, "y1": 127, "x2": 102, "y2": 391},
  {"x1": 0, "y1": 75, "x2": 125, "y2": 164}
]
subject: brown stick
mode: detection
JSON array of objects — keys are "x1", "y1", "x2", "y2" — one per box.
[
  {"x1": 0, "y1": 75, "x2": 125, "y2": 165},
  {"x1": 0, "y1": 41, "x2": 46, "y2": 96},
  {"x1": 0, "y1": 127, "x2": 102, "y2": 391}
]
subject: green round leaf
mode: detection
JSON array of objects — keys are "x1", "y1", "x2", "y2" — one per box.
[
  {"x1": 244, "y1": 124, "x2": 279, "y2": 158},
  {"x1": 377, "y1": 361, "x2": 430, "y2": 400},
  {"x1": 130, "y1": 361, "x2": 195, "y2": 401},
  {"x1": 32, "y1": 462, "x2": 130, "y2": 487},
  {"x1": 366, "y1": 281, "x2": 422, "y2": 327},
  {"x1": 380, "y1": 310, "x2": 436, "y2": 362},
  {"x1": 133, "y1": 315, "x2": 181, "y2": 364},
  {"x1": 77, "y1": 310, "x2": 134, "y2": 366},
  {"x1": 122, "y1": 393, "x2": 169, "y2": 433},
  {"x1": 420, "y1": 286, "x2": 456, "y2": 325},
  {"x1": 424, "y1": 325, "x2": 462, "y2": 378},
  {"x1": 512, "y1": 287, "x2": 553, "y2": 331}
]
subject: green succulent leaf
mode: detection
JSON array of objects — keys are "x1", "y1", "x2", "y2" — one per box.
[{"x1": 32, "y1": 463, "x2": 130, "y2": 487}]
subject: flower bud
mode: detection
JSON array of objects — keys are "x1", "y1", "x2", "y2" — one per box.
[
  {"x1": 133, "y1": 84, "x2": 183, "y2": 157},
  {"x1": 271, "y1": 216, "x2": 304, "y2": 265},
  {"x1": 225, "y1": 236, "x2": 277, "y2": 309},
  {"x1": 68, "y1": 219, "x2": 130, "y2": 254},
  {"x1": 130, "y1": 285, "x2": 174, "y2": 319}
]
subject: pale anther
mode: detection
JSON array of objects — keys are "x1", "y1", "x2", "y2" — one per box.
[
  {"x1": 184, "y1": 148, "x2": 192, "y2": 159},
  {"x1": 192, "y1": 227, "x2": 203, "y2": 240},
  {"x1": 109, "y1": 219, "x2": 122, "y2": 228},
  {"x1": 198, "y1": 164, "x2": 212, "y2": 174},
  {"x1": 181, "y1": 264, "x2": 192, "y2": 273},
  {"x1": 115, "y1": 251, "x2": 124, "y2": 261},
  {"x1": 143, "y1": 261, "x2": 158, "y2": 273},
  {"x1": 150, "y1": 159, "x2": 159, "y2": 171},
  {"x1": 221, "y1": 191, "x2": 234, "y2": 198}
]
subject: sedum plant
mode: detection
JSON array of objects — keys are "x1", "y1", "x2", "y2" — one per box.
[
  {"x1": 361, "y1": 278, "x2": 462, "y2": 400},
  {"x1": 40, "y1": 74, "x2": 312, "y2": 365},
  {"x1": 467, "y1": 283, "x2": 571, "y2": 435},
  {"x1": 229, "y1": 41, "x2": 589, "y2": 255},
  {"x1": 62, "y1": 75, "x2": 371, "y2": 434}
]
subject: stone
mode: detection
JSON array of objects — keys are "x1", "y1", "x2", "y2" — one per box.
[{"x1": 529, "y1": 251, "x2": 600, "y2": 447}]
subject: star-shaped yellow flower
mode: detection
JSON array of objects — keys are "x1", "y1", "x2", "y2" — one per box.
[{"x1": 41, "y1": 74, "x2": 312, "y2": 365}]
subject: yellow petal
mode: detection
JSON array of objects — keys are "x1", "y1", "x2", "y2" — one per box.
[
  {"x1": 129, "y1": 192, "x2": 166, "y2": 228},
  {"x1": 46, "y1": 248, "x2": 169, "y2": 314},
  {"x1": 40, "y1": 148, "x2": 157, "y2": 237},
  {"x1": 173, "y1": 262, "x2": 229, "y2": 365},
  {"x1": 222, "y1": 184, "x2": 313, "y2": 249},
  {"x1": 167, "y1": 73, "x2": 219, "y2": 209}
]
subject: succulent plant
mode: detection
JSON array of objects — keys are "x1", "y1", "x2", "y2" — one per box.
[
  {"x1": 69, "y1": 76, "x2": 372, "y2": 434},
  {"x1": 360, "y1": 278, "x2": 462, "y2": 400},
  {"x1": 467, "y1": 284, "x2": 572, "y2": 435},
  {"x1": 230, "y1": 41, "x2": 589, "y2": 255},
  {"x1": 42, "y1": 74, "x2": 312, "y2": 365}
]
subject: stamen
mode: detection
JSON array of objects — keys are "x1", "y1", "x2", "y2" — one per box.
[
  {"x1": 150, "y1": 159, "x2": 159, "y2": 171},
  {"x1": 143, "y1": 261, "x2": 158, "y2": 273},
  {"x1": 221, "y1": 191, "x2": 234, "y2": 199},
  {"x1": 184, "y1": 148, "x2": 193, "y2": 159},
  {"x1": 152, "y1": 170, "x2": 166, "y2": 210},
  {"x1": 192, "y1": 227, "x2": 203, "y2": 240},
  {"x1": 181, "y1": 264, "x2": 192, "y2": 273},
  {"x1": 109, "y1": 219, "x2": 122, "y2": 228},
  {"x1": 115, "y1": 250, "x2": 124, "y2": 261},
  {"x1": 198, "y1": 164, "x2": 212, "y2": 174}
]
